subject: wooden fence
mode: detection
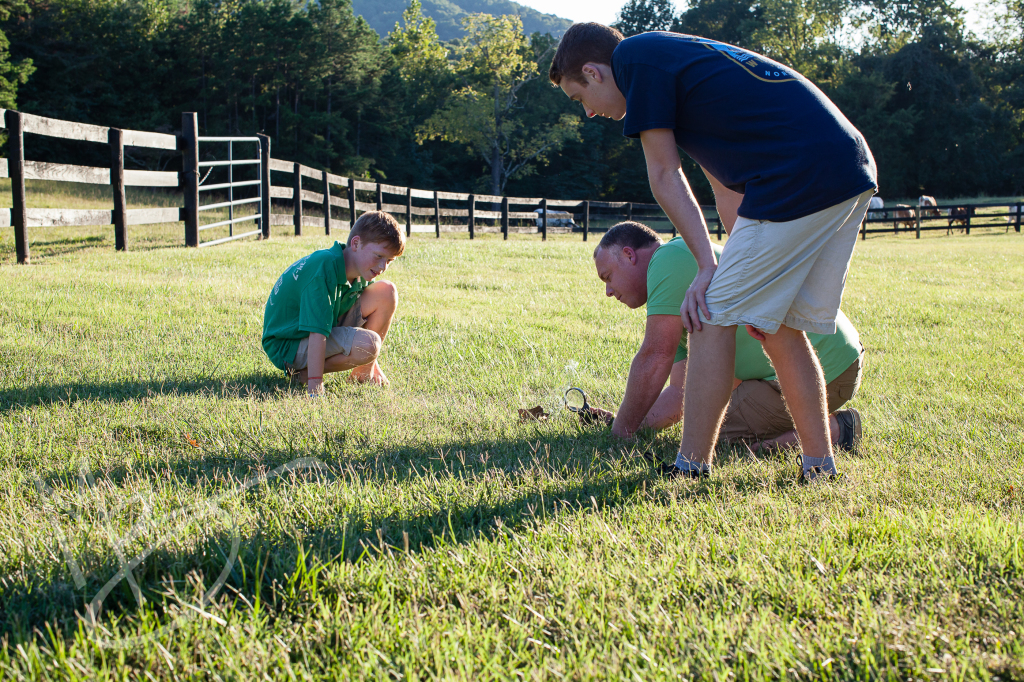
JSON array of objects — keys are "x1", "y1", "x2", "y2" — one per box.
[
  {"x1": 264, "y1": 158, "x2": 727, "y2": 242},
  {"x1": 860, "y1": 202, "x2": 1022, "y2": 239},
  {"x1": 1, "y1": 109, "x2": 179, "y2": 264},
  {"x1": 2, "y1": 108, "x2": 1020, "y2": 264}
]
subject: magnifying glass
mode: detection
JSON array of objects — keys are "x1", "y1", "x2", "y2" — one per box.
[
  {"x1": 564, "y1": 387, "x2": 589, "y2": 412},
  {"x1": 564, "y1": 387, "x2": 599, "y2": 424}
]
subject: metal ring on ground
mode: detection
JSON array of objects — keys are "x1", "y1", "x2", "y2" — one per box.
[{"x1": 564, "y1": 387, "x2": 589, "y2": 413}]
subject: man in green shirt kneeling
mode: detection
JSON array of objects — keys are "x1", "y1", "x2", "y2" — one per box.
[
  {"x1": 588, "y1": 221, "x2": 862, "y2": 455},
  {"x1": 262, "y1": 211, "x2": 404, "y2": 395}
]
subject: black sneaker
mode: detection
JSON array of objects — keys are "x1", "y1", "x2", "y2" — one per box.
[{"x1": 834, "y1": 408, "x2": 862, "y2": 453}]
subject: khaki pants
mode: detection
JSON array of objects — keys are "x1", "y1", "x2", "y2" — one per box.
[
  {"x1": 718, "y1": 354, "x2": 863, "y2": 442},
  {"x1": 703, "y1": 190, "x2": 874, "y2": 335},
  {"x1": 288, "y1": 302, "x2": 368, "y2": 372}
]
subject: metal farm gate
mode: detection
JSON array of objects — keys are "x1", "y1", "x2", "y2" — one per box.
[{"x1": 181, "y1": 113, "x2": 268, "y2": 248}]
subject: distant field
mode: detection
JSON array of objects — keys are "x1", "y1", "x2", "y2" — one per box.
[{"x1": 0, "y1": 182, "x2": 1022, "y2": 680}]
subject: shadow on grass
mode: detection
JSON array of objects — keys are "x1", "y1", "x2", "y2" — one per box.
[
  {"x1": 0, "y1": 372, "x2": 286, "y2": 412},
  {"x1": 3, "y1": 427, "x2": 776, "y2": 642}
]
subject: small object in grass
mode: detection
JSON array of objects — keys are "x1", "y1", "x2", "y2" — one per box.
[
  {"x1": 184, "y1": 432, "x2": 200, "y2": 448},
  {"x1": 564, "y1": 387, "x2": 600, "y2": 424},
  {"x1": 518, "y1": 406, "x2": 549, "y2": 422}
]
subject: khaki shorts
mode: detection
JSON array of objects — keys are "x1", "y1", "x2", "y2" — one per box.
[
  {"x1": 703, "y1": 190, "x2": 874, "y2": 335},
  {"x1": 718, "y1": 354, "x2": 863, "y2": 442},
  {"x1": 288, "y1": 302, "x2": 367, "y2": 372}
]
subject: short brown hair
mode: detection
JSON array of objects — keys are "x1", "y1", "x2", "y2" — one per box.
[
  {"x1": 349, "y1": 211, "x2": 405, "y2": 256},
  {"x1": 549, "y1": 23, "x2": 624, "y2": 86},
  {"x1": 595, "y1": 221, "x2": 662, "y2": 257}
]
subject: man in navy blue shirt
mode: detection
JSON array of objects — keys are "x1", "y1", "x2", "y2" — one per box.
[{"x1": 549, "y1": 25, "x2": 876, "y2": 481}]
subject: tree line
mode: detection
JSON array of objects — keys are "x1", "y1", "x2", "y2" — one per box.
[{"x1": 1, "y1": 0, "x2": 1022, "y2": 203}]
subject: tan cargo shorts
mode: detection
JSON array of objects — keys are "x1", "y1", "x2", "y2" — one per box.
[
  {"x1": 287, "y1": 302, "x2": 367, "y2": 372},
  {"x1": 702, "y1": 190, "x2": 874, "y2": 335},
  {"x1": 719, "y1": 353, "x2": 863, "y2": 442}
]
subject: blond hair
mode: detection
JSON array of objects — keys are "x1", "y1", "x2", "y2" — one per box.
[{"x1": 349, "y1": 211, "x2": 405, "y2": 256}]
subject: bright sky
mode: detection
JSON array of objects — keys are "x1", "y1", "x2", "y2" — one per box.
[{"x1": 516, "y1": 0, "x2": 995, "y2": 38}]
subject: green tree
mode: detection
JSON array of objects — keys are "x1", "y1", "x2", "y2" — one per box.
[
  {"x1": 613, "y1": 0, "x2": 676, "y2": 37},
  {"x1": 416, "y1": 14, "x2": 579, "y2": 194},
  {"x1": 0, "y1": 0, "x2": 32, "y2": 111},
  {"x1": 855, "y1": 0, "x2": 966, "y2": 51},
  {"x1": 388, "y1": 0, "x2": 449, "y2": 90},
  {"x1": 675, "y1": 0, "x2": 854, "y2": 81}
]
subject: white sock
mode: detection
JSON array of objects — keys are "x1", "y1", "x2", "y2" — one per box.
[
  {"x1": 674, "y1": 454, "x2": 711, "y2": 473},
  {"x1": 802, "y1": 455, "x2": 837, "y2": 474}
]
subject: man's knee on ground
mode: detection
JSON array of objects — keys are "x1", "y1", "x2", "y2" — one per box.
[{"x1": 351, "y1": 329, "x2": 382, "y2": 365}]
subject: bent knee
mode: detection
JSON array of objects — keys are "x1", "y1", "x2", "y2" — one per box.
[
  {"x1": 352, "y1": 329, "x2": 382, "y2": 362},
  {"x1": 366, "y1": 279, "x2": 398, "y2": 307}
]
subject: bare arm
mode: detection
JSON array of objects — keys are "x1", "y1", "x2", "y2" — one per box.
[
  {"x1": 640, "y1": 129, "x2": 717, "y2": 333},
  {"x1": 602, "y1": 365, "x2": 742, "y2": 431},
  {"x1": 611, "y1": 314, "x2": 683, "y2": 438},
  {"x1": 701, "y1": 167, "x2": 743, "y2": 235},
  {"x1": 640, "y1": 359, "x2": 687, "y2": 430},
  {"x1": 306, "y1": 332, "x2": 326, "y2": 395}
]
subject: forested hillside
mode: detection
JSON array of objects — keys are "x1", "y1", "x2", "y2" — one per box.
[
  {"x1": 351, "y1": 0, "x2": 571, "y2": 41},
  {"x1": 1, "y1": 0, "x2": 1022, "y2": 202}
]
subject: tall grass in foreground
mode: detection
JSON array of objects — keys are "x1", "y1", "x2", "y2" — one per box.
[{"x1": 0, "y1": 211, "x2": 1021, "y2": 679}]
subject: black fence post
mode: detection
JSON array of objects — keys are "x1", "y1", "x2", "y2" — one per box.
[
  {"x1": 716, "y1": 217, "x2": 722, "y2": 240},
  {"x1": 322, "y1": 170, "x2": 331, "y2": 235},
  {"x1": 861, "y1": 218, "x2": 866, "y2": 240},
  {"x1": 376, "y1": 183, "x2": 383, "y2": 211},
  {"x1": 406, "y1": 187, "x2": 412, "y2": 238},
  {"x1": 181, "y1": 112, "x2": 199, "y2": 248},
  {"x1": 109, "y1": 128, "x2": 127, "y2": 251},
  {"x1": 583, "y1": 200, "x2": 589, "y2": 242},
  {"x1": 916, "y1": 209, "x2": 921, "y2": 239},
  {"x1": 502, "y1": 196, "x2": 509, "y2": 240},
  {"x1": 966, "y1": 208, "x2": 971, "y2": 235},
  {"x1": 540, "y1": 198, "x2": 547, "y2": 241},
  {"x1": 468, "y1": 194, "x2": 475, "y2": 240},
  {"x1": 293, "y1": 162, "x2": 302, "y2": 236},
  {"x1": 6, "y1": 110, "x2": 28, "y2": 264},
  {"x1": 1016, "y1": 202, "x2": 1021, "y2": 233},
  {"x1": 434, "y1": 191, "x2": 440, "y2": 238},
  {"x1": 258, "y1": 134, "x2": 271, "y2": 239},
  {"x1": 348, "y1": 178, "x2": 356, "y2": 228}
]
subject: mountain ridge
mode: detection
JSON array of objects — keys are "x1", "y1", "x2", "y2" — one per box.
[{"x1": 351, "y1": 0, "x2": 573, "y2": 42}]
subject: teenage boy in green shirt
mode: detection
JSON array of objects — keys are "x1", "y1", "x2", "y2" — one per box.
[
  {"x1": 587, "y1": 221, "x2": 863, "y2": 454},
  {"x1": 262, "y1": 211, "x2": 404, "y2": 395}
]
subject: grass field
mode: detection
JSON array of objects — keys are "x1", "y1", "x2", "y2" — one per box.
[{"x1": 0, "y1": 184, "x2": 1023, "y2": 680}]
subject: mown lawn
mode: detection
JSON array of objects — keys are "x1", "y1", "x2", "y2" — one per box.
[{"x1": 0, "y1": 193, "x2": 1022, "y2": 680}]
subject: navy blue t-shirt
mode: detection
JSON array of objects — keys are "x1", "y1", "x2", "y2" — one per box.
[{"x1": 612, "y1": 32, "x2": 877, "y2": 222}]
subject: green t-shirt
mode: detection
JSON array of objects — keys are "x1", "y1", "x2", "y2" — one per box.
[
  {"x1": 646, "y1": 237, "x2": 862, "y2": 382},
  {"x1": 261, "y1": 242, "x2": 369, "y2": 370}
]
